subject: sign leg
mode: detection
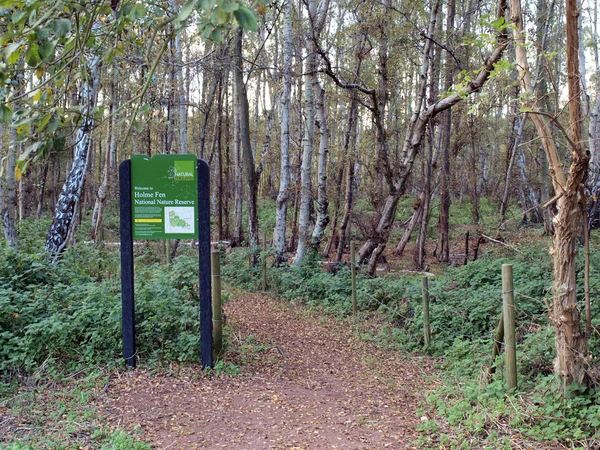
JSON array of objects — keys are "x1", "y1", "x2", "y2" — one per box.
[
  {"x1": 119, "y1": 160, "x2": 136, "y2": 367},
  {"x1": 198, "y1": 160, "x2": 213, "y2": 369}
]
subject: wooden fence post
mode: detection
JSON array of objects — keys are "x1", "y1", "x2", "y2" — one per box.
[
  {"x1": 211, "y1": 250, "x2": 223, "y2": 361},
  {"x1": 502, "y1": 264, "x2": 517, "y2": 389},
  {"x1": 422, "y1": 276, "x2": 431, "y2": 347}
]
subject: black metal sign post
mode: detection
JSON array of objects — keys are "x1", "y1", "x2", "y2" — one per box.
[
  {"x1": 118, "y1": 158, "x2": 212, "y2": 369},
  {"x1": 197, "y1": 160, "x2": 212, "y2": 369},
  {"x1": 119, "y1": 160, "x2": 136, "y2": 367}
]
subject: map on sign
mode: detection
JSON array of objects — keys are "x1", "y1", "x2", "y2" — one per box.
[
  {"x1": 130, "y1": 154, "x2": 198, "y2": 240},
  {"x1": 165, "y1": 207, "x2": 194, "y2": 233}
]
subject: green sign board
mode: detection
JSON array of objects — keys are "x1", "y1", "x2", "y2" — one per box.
[{"x1": 131, "y1": 154, "x2": 198, "y2": 240}]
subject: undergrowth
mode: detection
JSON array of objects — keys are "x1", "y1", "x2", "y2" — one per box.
[
  {"x1": 1, "y1": 219, "x2": 207, "y2": 381},
  {"x1": 222, "y1": 242, "x2": 600, "y2": 447}
]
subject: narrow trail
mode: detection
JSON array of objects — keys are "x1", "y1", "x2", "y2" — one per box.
[{"x1": 101, "y1": 292, "x2": 436, "y2": 449}]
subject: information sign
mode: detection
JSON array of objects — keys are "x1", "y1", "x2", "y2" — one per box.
[{"x1": 131, "y1": 154, "x2": 198, "y2": 240}]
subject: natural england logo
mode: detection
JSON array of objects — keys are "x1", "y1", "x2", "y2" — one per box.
[{"x1": 174, "y1": 161, "x2": 194, "y2": 181}]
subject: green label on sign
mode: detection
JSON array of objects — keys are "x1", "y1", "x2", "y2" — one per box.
[{"x1": 131, "y1": 154, "x2": 198, "y2": 240}]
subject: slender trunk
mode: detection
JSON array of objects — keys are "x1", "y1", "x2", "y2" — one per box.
[
  {"x1": 91, "y1": 72, "x2": 117, "y2": 241},
  {"x1": 294, "y1": 44, "x2": 316, "y2": 265},
  {"x1": 216, "y1": 78, "x2": 224, "y2": 241},
  {"x1": 311, "y1": 73, "x2": 330, "y2": 244},
  {"x1": 223, "y1": 82, "x2": 231, "y2": 240},
  {"x1": 395, "y1": 197, "x2": 424, "y2": 257},
  {"x1": 235, "y1": 29, "x2": 259, "y2": 256},
  {"x1": 469, "y1": 120, "x2": 480, "y2": 223},
  {"x1": 45, "y1": 28, "x2": 101, "y2": 259},
  {"x1": 273, "y1": 0, "x2": 293, "y2": 262},
  {"x1": 500, "y1": 112, "x2": 525, "y2": 224},
  {"x1": 324, "y1": 164, "x2": 344, "y2": 258},
  {"x1": 233, "y1": 68, "x2": 244, "y2": 246},
  {"x1": 36, "y1": 159, "x2": 50, "y2": 219},
  {"x1": 3, "y1": 125, "x2": 18, "y2": 246},
  {"x1": 438, "y1": 0, "x2": 456, "y2": 263}
]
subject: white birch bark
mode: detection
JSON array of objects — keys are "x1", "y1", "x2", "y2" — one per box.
[
  {"x1": 293, "y1": 45, "x2": 315, "y2": 266},
  {"x1": 357, "y1": 0, "x2": 508, "y2": 265},
  {"x1": 294, "y1": 0, "x2": 330, "y2": 265},
  {"x1": 45, "y1": 26, "x2": 101, "y2": 259},
  {"x1": 273, "y1": 0, "x2": 293, "y2": 262},
  {"x1": 311, "y1": 75, "x2": 330, "y2": 244},
  {"x1": 3, "y1": 125, "x2": 18, "y2": 247}
]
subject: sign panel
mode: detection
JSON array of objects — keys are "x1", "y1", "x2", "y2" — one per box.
[{"x1": 131, "y1": 154, "x2": 198, "y2": 239}]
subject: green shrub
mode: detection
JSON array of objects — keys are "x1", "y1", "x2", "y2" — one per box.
[{"x1": 0, "y1": 241, "x2": 204, "y2": 378}]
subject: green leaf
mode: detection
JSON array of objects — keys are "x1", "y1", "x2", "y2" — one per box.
[
  {"x1": 220, "y1": 0, "x2": 238, "y2": 13},
  {"x1": 197, "y1": 0, "x2": 214, "y2": 10},
  {"x1": 51, "y1": 18, "x2": 71, "y2": 38},
  {"x1": 201, "y1": 24, "x2": 214, "y2": 40},
  {"x1": 0, "y1": 104, "x2": 13, "y2": 124},
  {"x1": 128, "y1": 3, "x2": 146, "y2": 21},
  {"x1": 215, "y1": 7, "x2": 229, "y2": 24},
  {"x1": 519, "y1": 105, "x2": 533, "y2": 113},
  {"x1": 47, "y1": 116, "x2": 59, "y2": 133},
  {"x1": 102, "y1": 47, "x2": 116, "y2": 64},
  {"x1": 177, "y1": 0, "x2": 195, "y2": 22},
  {"x1": 11, "y1": 9, "x2": 25, "y2": 24},
  {"x1": 38, "y1": 40, "x2": 56, "y2": 63},
  {"x1": 211, "y1": 27, "x2": 224, "y2": 42},
  {"x1": 20, "y1": 141, "x2": 44, "y2": 161},
  {"x1": 63, "y1": 36, "x2": 76, "y2": 54},
  {"x1": 25, "y1": 42, "x2": 40, "y2": 67},
  {"x1": 233, "y1": 5, "x2": 257, "y2": 31},
  {"x1": 37, "y1": 112, "x2": 52, "y2": 131},
  {"x1": 4, "y1": 41, "x2": 22, "y2": 64}
]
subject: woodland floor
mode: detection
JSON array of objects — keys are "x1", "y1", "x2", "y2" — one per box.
[{"x1": 100, "y1": 291, "x2": 437, "y2": 449}]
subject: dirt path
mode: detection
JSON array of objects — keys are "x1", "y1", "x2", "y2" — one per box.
[{"x1": 101, "y1": 292, "x2": 436, "y2": 449}]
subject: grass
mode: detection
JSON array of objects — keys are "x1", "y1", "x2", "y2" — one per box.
[{"x1": 0, "y1": 368, "x2": 151, "y2": 449}]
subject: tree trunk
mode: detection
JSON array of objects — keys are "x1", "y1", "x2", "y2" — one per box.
[
  {"x1": 36, "y1": 159, "x2": 50, "y2": 219},
  {"x1": 234, "y1": 28, "x2": 259, "y2": 260},
  {"x1": 233, "y1": 67, "x2": 244, "y2": 246},
  {"x1": 438, "y1": 0, "x2": 456, "y2": 263},
  {"x1": 45, "y1": 29, "x2": 101, "y2": 260},
  {"x1": 394, "y1": 196, "x2": 424, "y2": 257},
  {"x1": 357, "y1": 0, "x2": 508, "y2": 267},
  {"x1": 511, "y1": 0, "x2": 589, "y2": 388},
  {"x1": 273, "y1": 0, "x2": 294, "y2": 264},
  {"x1": 2, "y1": 125, "x2": 18, "y2": 247},
  {"x1": 310, "y1": 71, "x2": 330, "y2": 245},
  {"x1": 294, "y1": 0, "x2": 330, "y2": 265},
  {"x1": 91, "y1": 72, "x2": 118, "y2": 242},
  {"x1": 293, "y1": 44, "x2": 316, "y2": 265},
  {"x1": 176, "y1": 31, "x2": 188, "y2": 155}
]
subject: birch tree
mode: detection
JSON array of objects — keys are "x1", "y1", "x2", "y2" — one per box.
[
  {"x1": 273, "y1": 0, "x2": 294, "y2": 263},
  {"x1": 45, "y1": 21, "x2": 102, "y2": 261},
  {"x1": 294, "y1": 0, "x2": 331, "y2": 265}
]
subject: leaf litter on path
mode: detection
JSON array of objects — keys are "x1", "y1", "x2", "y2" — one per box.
[{"x1": 99, "y1": 292, "x2": 436, "y2": 449}]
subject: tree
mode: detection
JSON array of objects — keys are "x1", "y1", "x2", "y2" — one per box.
[
  {"x1": 273, "y1": 0, "x2": 294, "y2": 263},
  {"x1": 510, "y1": 0, "x2": 590, "y2": 388}
]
